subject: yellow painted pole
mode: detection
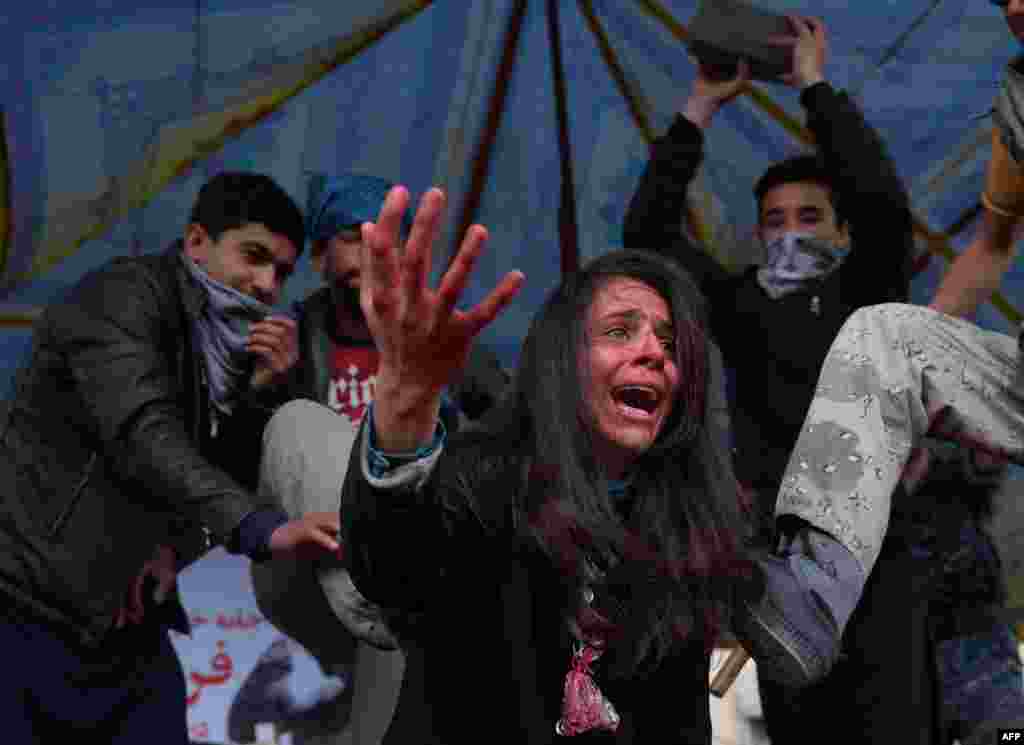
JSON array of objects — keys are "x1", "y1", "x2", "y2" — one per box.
[{"x1": 579, "y1": 0, "x2": 716, "y2": 254}]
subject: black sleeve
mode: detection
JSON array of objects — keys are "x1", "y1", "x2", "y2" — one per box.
[
  {"x1": 801, "y1": 82, "x2": 914, "y2": 301},
  {"x1": 50, "y1": 261, "x2": 258, "y2": 546},
  {"x1": 623, "y1": 115, "x2": 732, "y2": 294},
  {"x1": 340, "y1": 426, "x2": 511, "y2": 615},
  {"x1": 449, "y1": 343, "x2": 509, "y2": 422}
]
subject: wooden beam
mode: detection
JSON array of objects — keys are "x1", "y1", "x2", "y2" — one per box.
[
  {"x1": 451, "y1": 0, "x2": 529, "y2": 265},
  {"x1": 548, "y1": 0, "x2": 580, "y2": 276},
  {"x1": 580, "y1": 0, "x2": 714, "y2": 252}
]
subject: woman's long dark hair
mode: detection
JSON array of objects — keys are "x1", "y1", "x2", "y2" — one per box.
[{"x1": 478, "y1": 249, "x2": 755, "y2": 677}]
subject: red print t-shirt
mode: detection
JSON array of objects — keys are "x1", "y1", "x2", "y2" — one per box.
[{"x1": 327, "y1": 343, "x2": 380, "y2": 426}]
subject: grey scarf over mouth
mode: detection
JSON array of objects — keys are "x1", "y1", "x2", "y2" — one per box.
[
  {"x1": 756, "y1": 231, "x2": 850, "y2": 299},
  {"x1": 183, "y1": 254, "x2": 273, "y2": 416}
]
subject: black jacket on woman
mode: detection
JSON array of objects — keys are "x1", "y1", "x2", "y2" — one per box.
[{"x1": 342, "y1": 424, "x2": 715, "y2": 745}]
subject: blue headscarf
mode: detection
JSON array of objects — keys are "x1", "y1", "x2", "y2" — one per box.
[{"x1": 306, "y1": 173, "x2": 412, "y2": 243}]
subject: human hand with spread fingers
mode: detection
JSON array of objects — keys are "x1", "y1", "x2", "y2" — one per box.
[{"x1": 359, "y1": 186, "x2": 524, "y2": 453}]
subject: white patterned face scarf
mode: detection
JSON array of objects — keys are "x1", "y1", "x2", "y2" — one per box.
[
  {"x1": 183, "y1": 255, "x2": 273, "y2": 415},
  {"x1": 756, "y1": 231, "x2": 850, "y2": 299}
]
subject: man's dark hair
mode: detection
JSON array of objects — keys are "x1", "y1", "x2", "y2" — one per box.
[
  {"x1": 474, "y1": 248, "x2": 755, "y2": 677},
  {"x1": 754, "y1": 154, "x2": 846, "y2": 228},
  {"x1": 189, "y1": 172, "x2": 306, "y2": 255}
]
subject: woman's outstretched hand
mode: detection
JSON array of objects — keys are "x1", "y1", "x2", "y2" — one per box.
[{"x1": 360, "y1": 186, "x2": 524, "y2": 451}]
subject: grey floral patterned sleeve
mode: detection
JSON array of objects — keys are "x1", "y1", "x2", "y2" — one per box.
[{"x1": 775, "y1": 303, "x2": 1024, "y2": 574}]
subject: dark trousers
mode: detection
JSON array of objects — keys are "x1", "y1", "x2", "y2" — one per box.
[
  {"x1": 1, "y1": 610, "x2": 189, "y2": 744},
  {"x1": 759, "y1": 539, "x2": 938, "y2": 744},
  {"x1": 937, "y1": 623, "x2": 1024, "y2": 745}
]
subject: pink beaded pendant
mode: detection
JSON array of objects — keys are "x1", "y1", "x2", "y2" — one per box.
[{"x1": 555, "y1": 641, "x2": 621, "y2": 736}]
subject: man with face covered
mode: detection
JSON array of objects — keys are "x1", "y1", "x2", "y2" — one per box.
[
  {"x1": 624, "y1": 11, "x2": 917, "y2": 716},
  {"x1": 0, "y1": 172, "x2": 344, "y2": 744},
  {"x1": 729, "y1": 1, "x2": 1024, "y2": 740},
  {"x1": 241, "y1": 174, "x2": 509, "y2": 745},
  {"x1": 628, "y1": 14, "x2": 911, "y2": 526}
]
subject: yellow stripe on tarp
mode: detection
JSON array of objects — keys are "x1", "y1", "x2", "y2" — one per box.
[
  {"x1": 19, "y1": 0, "x2": 433, "y2": 284},
  {"x1": 579, "y1": 0, "x2": 656, "y2": 144},
  {"x1": 635, "y1": 0, "x2": 1022, "y2": 325},
  {"x1": 0, "y1": 306, "x2": 42, "y2": 328},
  {"x1": 579, "y1": 0, "x2": 716, "y2": 255}
]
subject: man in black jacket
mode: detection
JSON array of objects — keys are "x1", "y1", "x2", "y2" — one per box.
[
  {"x1": 625, "y1": 15, "x2": 912, "y2": 518},
  {"x1": 0, "y1": 172, "x2": 343, "y2": 744},
  {"x1": 624, "y1": 14, "x2": 930, "y2": 739},
  {"x1": 751, "y1": 2, "x2": 1024, "y2": 739}
]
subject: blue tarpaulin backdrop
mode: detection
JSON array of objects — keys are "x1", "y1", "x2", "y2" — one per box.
[{"x1": 3, "y1": 2, "x2": 1024, "y2": 741}]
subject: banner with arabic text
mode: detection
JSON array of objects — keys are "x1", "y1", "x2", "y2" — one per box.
[{"x1": 172, "y1": 548, "x2": 339, "y2": 745}]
